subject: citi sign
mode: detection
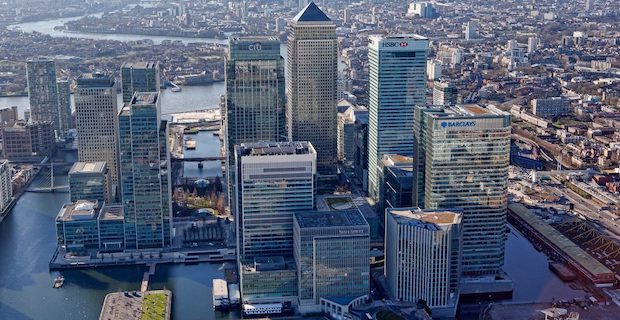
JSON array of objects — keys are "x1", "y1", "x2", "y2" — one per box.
[
  {"x1": 382, "y1": 42, "x2": 409, "y2": 48},
  {"x1": 441, "y1": 121, "x2": 476, "y2": 128},
  {"x1": 248, "y1": 43, "x2": 262, "y2": 51}
]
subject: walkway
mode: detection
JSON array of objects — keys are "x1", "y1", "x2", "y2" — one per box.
[{"x1": 141, "y1": 263, "x2": 157, "y2": 292}]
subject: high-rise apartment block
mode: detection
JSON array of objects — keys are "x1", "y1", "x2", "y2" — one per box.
[
  {"x1": 119, "y1": 92, "x2": 172, "y2": 250},
  {"x1": 532, "y1": 97, "x2": 571, "y2": 118},
  {"x1": 385, "y1": 208, "x2": 462, "y2": 318},
  {"x1": 294, "y1": 210, "x2": 370, "y2": 313},
  {"x1": 69, "y1": 162, "x2": 112, "y2": 204},
  {"x1": 287, "y1": 3, "x2": 338, "y2": 165},
  {"x1": 367, "y1": 34, "x2": 428, "y2": 199},
  {"x1": 465, "y1": 21, "x2": 477, "y2": 40},
  {"x1": 414, "y1": 104, "x2": 511, "y2": 279},
  {"x1": 26, "y1": 58, "x2": 61, "y2": 134},
  {"x1": 121, "y1": 62, "x2": 160, "y2": 103},
  {"x1": 433, "y1": 81, "x2": 458, "y2": 106},
  {"x1": 75, "y1": 73, "x2": 119, "y2": 186}
]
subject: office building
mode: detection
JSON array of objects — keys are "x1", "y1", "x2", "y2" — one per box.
[
  {"x1": 0, "y1": 107, "x2": 18, "y2": 124},
  {"x1": 367, "y1": 34, "x2": 428, "y2": 199},
  {"x1": 118, "y1": 92, "x2": 172, "y2": 249},
  {"x1": 240, "y1": 256, "x2": 298, "y2": 303},
  {"x1": 532, "y1": 97, "x2": 571, "y2": 118},
  {"x1": 353, "y1": 114, "x2": 369, "y2": 191},
  {"x1": 287, "y1": 2, "x2": 338, "y2": 165},
  {"x1": 465, "y1": 21, "x2": 477, "y2": 40},
  {"x1": 75, "y1": 73, "x2": 119, "y2": 186},
  {"x1": 433, "y1": 81, "x2": 458, "y2": 106},
  {"x1": 527, "y1": 37, "x2": 540, "y2": 53},
  {"x1": 225, "y1": 37, "x2": 286, "y2": 201},
  {"x1": 294, "y1": 210, "x2": 370, "y2": 313},
  {"x1": 407, "y1": 2, "x2": 437, "y2": 18},
  {"x1": 385, "y1": 208, "x2": 462, "y2": 318},
  {"x1": 0, "y1": 160, "x2": 12, "y2": 213},
  {"x1": 427, "y1": 59, "x2": 442, "y2": 80},
  {"x1": 69, "y1": 162, "x2": 112, "y2": 203},
  {"x1": 414, "y1": 104, "x2": 511, "y2": 280},
  {"x1": 56, "y1": 79, "x2": 73, "y2": 135},
  {"x1": 55, "y1": 200, "x2": 125, "y2": 253},
  {"x1": 379, "y1": 155, "x2": 414, "y2": 212},
  {"x1": 0, "y1": 121, "x2": 55, "y2": 161},
  {"x1": 121, "y1": 62, "x2": 160, "y2": 103},
  {"x1": 26, "y1": 58, "x2": 61, "y2": 134},
  {"x1": 337, "y1": 103, "x2": 368, "y2": 164},
  {"x1": 235, "y1": 141, "x2": 316, "y2": 259}
]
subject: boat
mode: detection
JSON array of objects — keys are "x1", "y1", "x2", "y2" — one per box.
[
  {"x1": 53, "y1": 276, "x2": 64, "y2": 288},
  {"x1": 198, "y1": 162, "x2": 204, "y2": 169},
  {"x1": 184, "y1": 138, "x2": 197, "y2": 150}
]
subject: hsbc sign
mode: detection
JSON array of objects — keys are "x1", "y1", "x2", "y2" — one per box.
[{"x1": 382, "y1": 42, "x2": 410, "y2": 48}]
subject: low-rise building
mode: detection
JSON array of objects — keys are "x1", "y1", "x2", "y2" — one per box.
[
  {"x1": 532, "y1": 97, "x2": 571, "y2": 118},
  {"x1": 69, "y1": 162, "x2": 112, "y2": 203},
  {"x1": 0, "y1": 121, "x2": 55, "y2": 161}
]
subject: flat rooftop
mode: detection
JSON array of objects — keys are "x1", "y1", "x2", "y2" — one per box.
[
  {"x1": 388, "y1": 208, "x2": 462, "y2": 229},
  {"x1": 509, "y1": 203, "x2": 614, "y2": 278},
  {"x1": 77, "y1": 72, "x2": 114, "y2": 87},
  {"x1": 430, "y1": 104, "x2": 509, "y2": 118},
  {"x1": 131, "y1": 92, "x2": 159, "y2": 105},
  {"x1": 229, "y1": 36, "x2": 279, "y2": 43},
  {"x1": 370, "y1": 34, "x2": 428, "y2": 40},
  {"x1": 69, "y1": 162, "x2": 107, "y2": 175},
  {"x1": 295, "y1": 209, "x2": 367, "y2": 229},
  {"x1": 57, "y1": 200, "x2": 100, "y2": 221},
  {"x1": 121, "y1": 61, "x2": 158, "y2": 69},
  {"x1": 99, "y1": 204, "x2": 124, "y2": 221},
  {"x1": 237, "y1": 141, "x2": 314, "y2": 157}
]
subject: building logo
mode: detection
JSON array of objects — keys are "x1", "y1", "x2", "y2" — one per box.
[
  {"x1": 382, "y1": 42, "x2": 410, "y2": 48},
  {"x1": 441, "y1": 121, "x2": 476, "y2": 128},
  {"x1": 400, "y1": 42, "x2": 409, "y2": 47},
  {"x1": 248, "y1": 43, "x2": 262, "y2": 51}
]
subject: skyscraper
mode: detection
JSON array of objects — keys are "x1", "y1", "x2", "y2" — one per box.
[
  {"x1": 26, "y1": 58, "x2": 60, "y2": 133},
  {"x1": 69, "y1": 162, "x2": 112, "y2": 204},
  {"x1": 234, "y1": 141, "x2": 316, "y2": 259},
  {"x1": 433, "y1": 81, "x2": 458, "y2": 106},
  {"x1": 385, "y1": 208, "x2": 462, "y2": 318},
  {"x1": 56, "y1": 78, "x2": 73, "y2": 134},
  {"x1": 121, "y1": 62, "x2": 160, "y2": 103},
  {"x1": 465, "y1": 21, "x2": 477, "y2": 40},
  {"x1": 294, "y1": 210, "x2": 370, "y2": 313},
  {"x1": 367, "y1": 34, "x2": 428, "y2": 198},
  {"x1": 74, "y1": 73, "x2": 119, "y2": 186},
  {"x1": 414, "y1": 104, "x2": 511, "y2": 280},
  {"x1": 118, "y1": 92, "x2": 172, "y2": 249},
  {"x1": 287, "y1": 2, "x2": 338, "y2": 165}
]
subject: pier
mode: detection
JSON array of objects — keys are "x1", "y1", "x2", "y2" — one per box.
[{"x1": 141, "y1": 263, "x2": 157, "y2": 292}]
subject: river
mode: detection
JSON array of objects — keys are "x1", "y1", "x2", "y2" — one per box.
[{"x1": 0, "y1": 14, "x2": 588, "y2": 320}]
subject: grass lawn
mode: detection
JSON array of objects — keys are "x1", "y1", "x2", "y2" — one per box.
[{"x1": 142, "y1": 292, "x2": 169, "y2": 320}]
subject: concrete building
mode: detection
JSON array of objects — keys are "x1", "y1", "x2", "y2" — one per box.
[
  {"x1": 0, "y1": 160, "x2": 12, "y2": 213},
  {"x1": 433, "y1": 81, "x2": 458, "y2": 106},
  {"x1": 379, "y1": 155, "x2": 414, "y2": 213},
  {"x1": 294, "y1": 210, "x2": 370, "y2": 313},
  {"x1": 0, "y1": 106, "x2": 18, "y2": 125},
  {"x1": 55, "y1": 200, "x2": 125, "y2": 253},
  {"x1": 26, "y1": 57, "x2": 61, "y2": 134},
  {"x1": 465, "y1": 21, "x2": 477, "y2": 40},
  {"x1": 337, "y1": 102, "x2": 367, "y2": 164},
  {"x1": 407, "y1": 2, "x2": 437, "y2": 18},
  {"x1": 427, "y1": 59, "x2": 442, "y2": 81},
  {"x1": 121, "y1": 62, "x2": 160, "y2": 103},
  {"x1": 527, "y1": 37, "x2": 540, "y2": 53},
  {"x1": 414, "y1": 105, "x2": 511, "y2": 288},
  {"x1": 225, "y1": 37, "x2": 286, "y2": 206},
  {"x1": 0, "y1": 121, "x2": 55, "y2": 160},
  {"x1": 69, "y1": 162, "x2": 112, "y2": 203},
  {"x1": 287, "y1": 2, "x2": 338, "y2": 165},
  {"x1": 234, "y1": 141, "x2": 316, "y2": 259},
  {"x1": 75, "y1": 73, "x2": 119, "y2": 186},
  {"x1": 532, "y1": 97, "x2": 571, "y2": 118},
  {"x1": 367, "y1": 34, "x2": 428, "y2": 199},
  {"x1": 56, "y1": 79, "x2": 73, "y2": 135},
  {"x1": 118, "y1": 92, "x2": 172, "y2": 250},
  {"x1": 385, "y1": 208, "x2": 462, "y2": 318}
]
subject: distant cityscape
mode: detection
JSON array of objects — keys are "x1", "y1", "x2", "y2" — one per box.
[{"x1": 0, "y1": 1, "x2": 619, "y2": 320}]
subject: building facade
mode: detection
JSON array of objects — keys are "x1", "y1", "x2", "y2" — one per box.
[
  {"x1": 367, "y1": 34, "x2": 428, "y2": 198},
  {"x1": 415, "y1": 104, "x2": 511, "y2": 276},
  {"x1": 26, "y1": 58, "x2": 60, "y2": 134},
  {"x1": 121, "y1": 62, "x2": 160, "y2": 103},
  {"x1": 532, "y1": 97, "x2": 570, "y2": 118},
  {"x1": 118, "y1": 92, "x2": 172, "y2": 249},
  {"x1": 69, "y1": 162, "x2": 112, "y2": 203},
  {"x1": 0, "y1": 121, "x2": 55, "y2": 160},
  {"x1": 75, "y1": 73, "x2": 119, "y2": 186},
  {"x1": 433, "y1": 81, "x2": 458, "y2": 106},
  {"x1": 287, "y1": 3, "x2": 338, "y2": 165},
  {"x1": 294, "y1": 210, "x2": 370, "y2": 313},
  {"x1": 0, "y1": 160, "x2": 12, "y2": 213},
  {"x1": 56, "y1": 78, "x2": 73, "y2": 135},
  {"x1": 379, "y1": 155, "x2": 414, "y2": 213},
  {"x1": 385, "y1": 208, "x2": 462, "y2": 318}
]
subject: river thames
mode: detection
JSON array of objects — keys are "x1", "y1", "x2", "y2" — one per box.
[{"x1": 0, "y1": 15, "x2": 587, "y2": 320}]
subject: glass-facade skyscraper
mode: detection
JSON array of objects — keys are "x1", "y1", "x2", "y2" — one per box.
[
  {"x1": 414, "y1": 104, "x2": 511, "y2": 277},
  {"x1": 56, "y1": 78, "x2": 73, "y2": 134},
  {"x1": 367, "y1": 35, "x2": 428, "y2": 199},
  {"x1": 75, "y1": 73, "x2": 119, "y2": 186},
  {"x1": 26, "y1": 57, "x2": 61, "y2": 134},
  {"x1": 287, "y1": 3, "x2": 338, "y2": 165},
  {"x1": 118, "y1": 92, "x2": 172, "y2": 249},
  {"x1": 121, "y1": 62, "x2": 161, "y2": 103}
]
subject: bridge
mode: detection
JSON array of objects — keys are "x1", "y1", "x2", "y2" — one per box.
[{"x1": 171, "y1": 156, "x2": 225, "y2": 162}]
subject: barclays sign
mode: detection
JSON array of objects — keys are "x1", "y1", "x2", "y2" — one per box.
[{"x1": 440, "y1": 121, "x2": 476, "y2": 128}]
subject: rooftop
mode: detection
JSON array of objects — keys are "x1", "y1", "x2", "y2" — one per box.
[
  {"x1": 69, "y1": 162, "x2": 107, "y2": 175},
  {"x1": 99, "y1": 204, "x2": 124, "y2": 221},
  {"x1": 293, "y1": 2, "x2": 331, "y2": 22},
  {"x1": 121, "y1": 61, "x2": 158, "y2": 69},
  {"x1": 57, "y1": 200, "x2": 100, "y2": 221},
  {"x1": 295, "y1": 209, "x2": 368, "y2": 229},
  {"x1": 422, "y1": 104, "x2": 510, "y2": 120},
  {"x1": 236, "y1": 141, "x2": 315, "y2": 157},
  {"x1": 369, "y1": 34, "x2": 428, "y2": 41},
  {"x1": 77, "y1": 72, "x2": 114, "y2": 87},
  {"x1": 388, "y1": 208, "x2": 463, "y2": 230},
  {"x1": 131, "y1": 92, "x2": 159, "y2": 105}
]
